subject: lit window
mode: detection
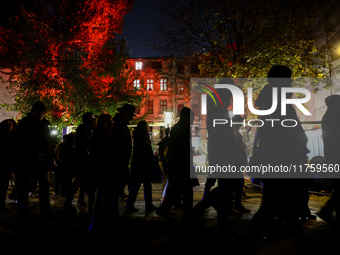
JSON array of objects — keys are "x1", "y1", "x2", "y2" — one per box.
[
  {"x1": 133, "y1": 79, "x2": 140, "y2": 90},
  {"x1": 160, "y1": 79, "x2": 167, "y2": 91},
  {"x1": 147, "y1": 79, "x2": 153, "y2": 91},
  {"x1": 135, "y1": 61, "x2": 142, "y2": 70},
  {"x1": 177, "y1": 84, "x2": 184, "y2": 93}
]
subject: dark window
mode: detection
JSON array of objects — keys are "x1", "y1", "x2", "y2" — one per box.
[
  {"x1": 177, "y1": 63, "x2": 184, "y2": 74},
  {"x1": 160, "y1": 100, "x2": 167, "y2": 114},
  {"x1": 152, "y1": 61, "x2": 162, "y2": 69},
  {"x1": 146, "y1": 100, "x2": 154, "y2": 114},
  {"x1": 191, "y1": 64, "x2": 199, "y2": 74}
]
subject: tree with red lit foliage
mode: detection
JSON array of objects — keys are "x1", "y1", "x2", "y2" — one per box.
[{"x1": 0, "y1": 0, "x2": 144, "y2": 126}]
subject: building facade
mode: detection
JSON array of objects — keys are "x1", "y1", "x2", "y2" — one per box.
[{"x1": 126, "y1": 56, "x2": 202, "y2": 147}]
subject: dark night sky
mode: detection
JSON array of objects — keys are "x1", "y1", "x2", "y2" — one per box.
[{"x1": 121, "y1": 0, "x2": 164, "y2": 58}]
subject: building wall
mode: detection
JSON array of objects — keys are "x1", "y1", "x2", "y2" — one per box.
[
  {"x1": 126, "y1": 56, "x2": 201, "y2": 145},
  {"x1": 0, "y1": 73, "x2": 19, "y2": 122}
]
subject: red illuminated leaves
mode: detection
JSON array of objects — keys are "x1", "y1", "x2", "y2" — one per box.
[{"x1": 0, "y1": 0, "x2": 137, "y2": 124}]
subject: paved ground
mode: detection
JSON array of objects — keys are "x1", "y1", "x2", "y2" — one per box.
[{"x1": 0, "y1": 181, "x2": 337, "y2": 255}]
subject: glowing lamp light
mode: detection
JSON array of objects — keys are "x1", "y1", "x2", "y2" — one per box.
[{"x1": 164, "y1": 111, "x2": 173, "y2": 127}]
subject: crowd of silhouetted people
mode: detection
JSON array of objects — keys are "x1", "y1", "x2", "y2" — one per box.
[
  {"x1": 0, "y1": 65, "x2": 339, "y2": 254},
  {"x1": 0, "y1": 101, "x2": 196, "y2": 229}
]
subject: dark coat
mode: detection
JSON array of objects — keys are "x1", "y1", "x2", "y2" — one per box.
[
  {"x1": 322, "y1": 95, "x2": 340, "y2": 164},
  {"x1": 131, "y1": 127, "x2": 154, "y2": 179},
  {"x1": 90, "y1": 127, "x2": 117, "y2": 180},
  {"x1": 75, "y1": 123, "x2": 93, "y2": 160},
  {"x1": 206, "y1": 88, "x2": 244, "y2": 177},
  {"x1": 253, "y1": 84, "x2": 308, "y2": 166},
  {"x1": 112, "y1": 113, "x2": 132, "y2": 172},
  {"x1": 207, "y1": 117, "x2": 242, "y2": 167},
  {"x1": 252, "y1": 83, "x2": 310, "y2": 218},
  {"x1": 157, "y1": 135, "x2": 170, "y2": 172},
  {"x1": 167, "y1": 119, "x2": 198, "y2": 186},
  {"x1": 56, "y1": 140, "x2": 76, "y2": 174},
  {"x1": 14, "y1": 113, "x2": 51, "y2": 172}
]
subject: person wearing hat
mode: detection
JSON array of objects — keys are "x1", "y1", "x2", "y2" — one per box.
[
  {"x1": 14, "y1": 100, "x2": 52, "y2": 223},
  {"x1": 112, "y1": 104, "x2": 136, "y2": 200}
]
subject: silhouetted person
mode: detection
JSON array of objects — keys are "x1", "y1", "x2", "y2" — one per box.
[
  {"x1": 76, "y1": 112, "x2": 95, "y2": 207},
  {"x1": 201, "y1": 114, "x2": 250, "y2": 215},
  {"x1": 56, "y1": 133, "x2": 76, "y2": 199},
  {"x1": 54, "y1": 134, "x2": 67, "y2": 195},
  {"x1": 318, "y1": 95, "x2": 340, "y2": 225},
  {"x1": 90, "y1": 114, "x2": 118, "y2": 231},
  {"x1": 156, "y1": 107, "x2": 199, "y2": 224},
  {"x1": 14, "y1": 101, "x2": 52, "y2": 223},
  {"x1": 0, "y1": 119, "x2": 16, "y2": 213},
  {"x1": 64, "y1": 112, "x2": 95, "y2": 215},
  {"x1": 125, "y1": 120, "x2": 157, "y2": 213},
  {"x1": 158, "y1": 127, "x2": 170, "y2": 173},
  {"x1": 112, "y1": 104, "x2": 135, "y2": 200},
  {"x1": 247, "y1": 65, "x2": 311, "y2": 254},
  {"x1": 194, "y1": 79, "x2": 244, "y2": 237},
  {"x1": 231, "y1": 115, "x2": 250, "y2": 214},
  {"x1": 158, "y1": 127, "x2": 170, "y2": 202}
]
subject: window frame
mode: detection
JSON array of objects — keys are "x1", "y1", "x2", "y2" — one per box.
[
  {"x1": 160, "y1": 78, "x2": 167, "y2": 91},
  {"x1": 133, "y1": 79, "x2": 140, "y2": 90},
  {"x1": 146, "y1": 100, "x2": 154, "y2": 114},
  {"x1": 135, "y1": 61, "x2": 142, "y2": 70},
  {"x1": 147, "y1": 79, "x2": 154, "y2": 91},
  {"x1": 160, "y1": 100, "x2": 167, "y2": 114}
]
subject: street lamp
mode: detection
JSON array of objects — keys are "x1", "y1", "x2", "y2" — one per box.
[{"x1": 164, "y1": 111, "x2": 173, "y2": 128}]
